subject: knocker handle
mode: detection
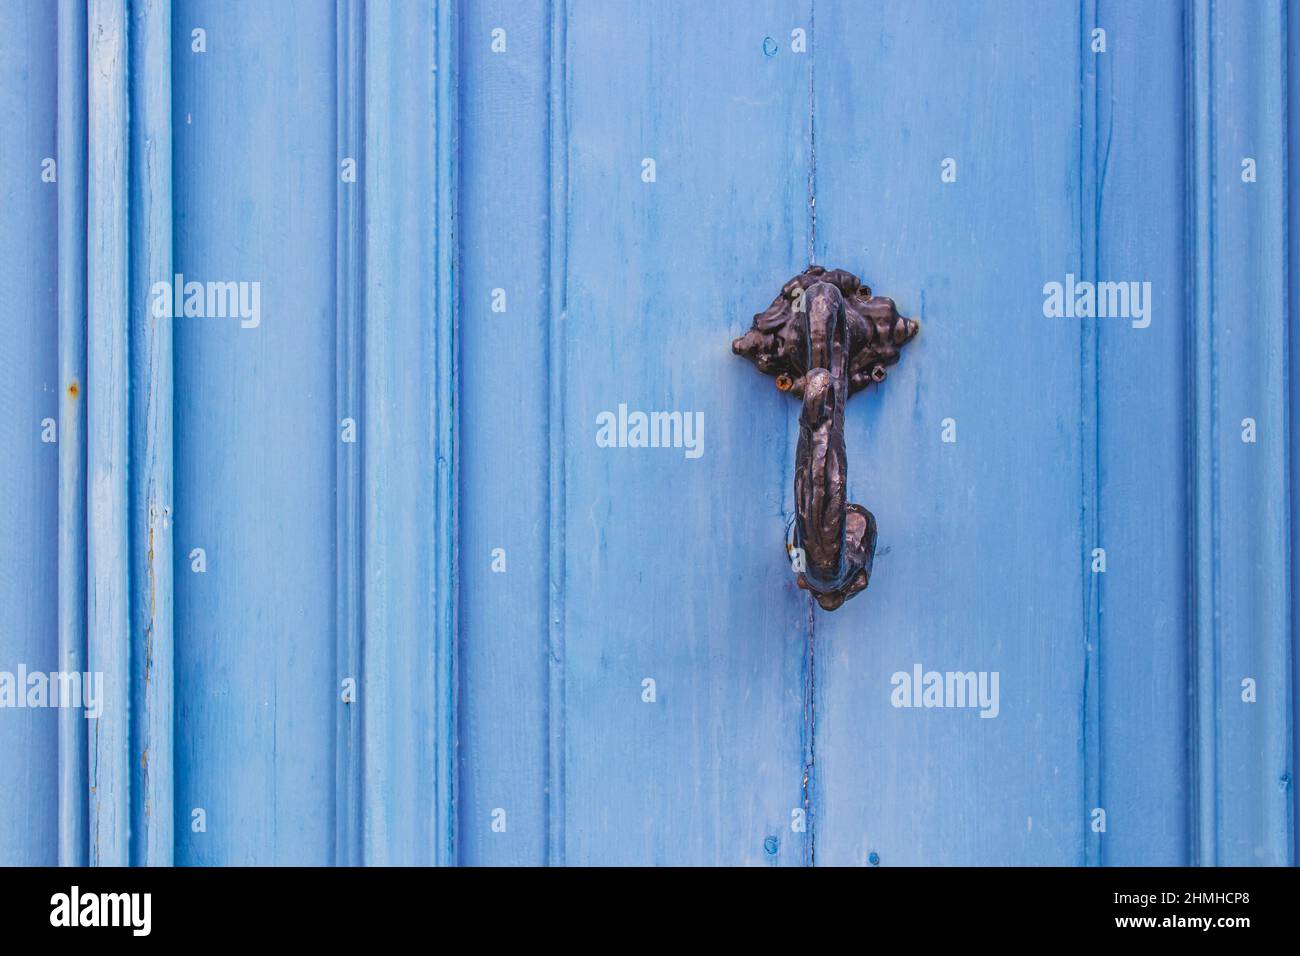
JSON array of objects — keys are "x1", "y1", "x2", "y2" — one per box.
[{"x1": 732, "y1": 266, "x2": 918, "y2": 611}]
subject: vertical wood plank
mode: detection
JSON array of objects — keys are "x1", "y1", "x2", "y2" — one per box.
[
  {"x1": 546, "y1": 0, "x2": 569, "y2": 869},
  {"x1": 334, "y1": 0, "x2": 364, "y2": 870},
  {"x1": 56, "y1": 0, "x2": 89, "y2": 867},
  {"x1": 1290, "y1": 0, "x2": 1300, "y2": 870},
  {"x1": 811, "y1": 0, "x2": 1085, "y2": 866},
  {"x1": 128, "y1": 0, "x2": 174, "y2": 868},
  {"x1": 359, "y1": 0, "x2": 457, "y2": 866},
  {"x1": 456, "y1": 0, "x2": 551, "y2": 866},
  {"x1": 558, "y1": 0, "x2": 813, "y2": 865},
  {"x1": 1090, "y1": 0, "x2": 1191, "y2": 866},
  {"x1": 0, "y1": 0, "x2": 60, "y2": 867},
  {"x1": 172, "y1": 0, "x2": 337, "y2": 865},
  {"x1": 87, "y1": 0, "x2": 132, "y2": 867},
  {"x1": 1188, "y1": 0, "x2": 1292, "y2": 866}
]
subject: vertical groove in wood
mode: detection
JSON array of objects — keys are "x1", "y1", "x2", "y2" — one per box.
[
  {"x1": 434, "y1": 0, "x2": 459, "y2": 869},
  {"x1": 127, "y1": 0, "x2": 173, "y2": 868},
  {"x1": 56, "y1": 0, "x2": 88, "y2": 868},
  {"x1": 1289, "y1": 0, "x2": 1300, "y2": 868},
  {"x1": 334, "y1": 0, "x2": 364, "y2": 870},
  {"x1": 86, "y1": 0, "x2": 130, "y2": 867},
  {"x1": 546, "y1": 0, "x2": 569, "y2": 868},
  {"x1": 1186, "y1": 0, "x2": 1219, "y2": 868},
  {"x1": 1077, "y1": 0, "x2": 1104, "y2": 868},
  {"x1": 1285, "y1": 0, "x2": 1298, "y2": 867}
]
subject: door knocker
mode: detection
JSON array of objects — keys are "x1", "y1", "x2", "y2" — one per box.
[{"x1": 732, "y1": 266, "x2": 919, "y2": 610}]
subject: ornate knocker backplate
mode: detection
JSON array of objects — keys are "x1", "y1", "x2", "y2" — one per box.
[{"x1": 732, "y1": 266, "x2": 919, "y2": 610}]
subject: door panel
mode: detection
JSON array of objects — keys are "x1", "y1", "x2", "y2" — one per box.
[
  {"x1": 1193, "y1": 0, "x2": 1290, "y2": 865},
  {"x1": 457, "y1": 0, "x2": 552, "y2": 866},
  {"x1": 1092, "y1": 0, "x2": 1190, "y2": 866},
  {"x1": 172, "y1": 0, "x2": 338, "y2": 865},
  {"x1": 812, "y1": 0, "x2": 1086, "y2": 867},
  {"x1": 555, "y1": 0, "x2": 814, "y2": 865}
]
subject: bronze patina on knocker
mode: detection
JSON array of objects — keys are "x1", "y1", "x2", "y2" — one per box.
[{"x1": 732, "y1": 266, "x2": 919, "y2": 610}]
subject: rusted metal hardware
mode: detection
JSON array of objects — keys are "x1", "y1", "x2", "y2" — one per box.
[{"x1": 732, "y1": 266, "x2": 919, "y2": 610}]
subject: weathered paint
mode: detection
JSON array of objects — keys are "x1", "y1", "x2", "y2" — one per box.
[
  {"x1": 334, "y1": 0, "x2": 364, "y2": 869},
  {"x1": 1090, "y1": 0, "x2": 1190, "y2": 866},
  {"x1": 357, "y1": 0, "x2": 457, "y2": 866},
  {"x1": 0, "y1": 0, "x2": 60, "y2": 869},
  {"x1": 171, "y1": 0, "x2": 338, "y2": 865},
  {"x1": 56, "y1": 0, "x2": 89, "y2": 869},
  {"x1": 129, "y1": 0, "x2": 175, "y2": 869},
  {"x1": 86, "y1": 0, "x2": 132, "y2": 868},
  {"x1": 0, "y1": 0, "x2": 1297, "y2": 867},
  {"x1": 1290, "y1": 0, "x2": 1300, "y2": 872},
  {"x1": 1186, "y1": 0, "x2": 1291, "y2": 866},
  {"x1": 457, "y1": 0, "x2": 551, "y2": 865}
]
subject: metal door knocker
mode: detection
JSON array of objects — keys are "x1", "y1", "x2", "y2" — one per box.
[{"x1": 732, "y1": 266, "x2": 919, "y2": 610}]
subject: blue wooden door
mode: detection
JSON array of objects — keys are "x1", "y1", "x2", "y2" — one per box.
[{"x1": 0, "y1": 0, "x2": 1296, "y2": 866}]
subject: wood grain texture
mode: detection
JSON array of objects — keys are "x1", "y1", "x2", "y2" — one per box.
[
  {"x1": 334, "y1": 0, "x2": 364, "y2": 869},
  {"x1": 1187, "y1": 0, "x2": 1292, "y2": 866},
  {"x1": 87, "y1": 0, "x2": 131, "y2": 868},
  {"x1": 1290, "y1": 0, "x2": 1300, "y2": 873},
  {"x1": 1090, "y1": 0, "x2": 1189, "y2": 867},
  {"x1": 0, "y1": 0, "x2": 59, "y2": 868},
  {"x1": 358, "y1": 0, "x2": 457, "y2": 866},
  {"x1": 172, "y1": 0, "x2": 337, "y2": 865},
  {"x1": 128, "y1": 0, "x2": 174, "y2": 868},
  {"x1": 546, "y1": 0, "x2": 569, "y2": 870},
  {"x1": 56, "y1": 0, "x2": 89, "y2": 868},
  {"x1": 457, "y1": 0, "x2": 551, "y2": 866},
  {"x1": 811, "y1": 0, "x2": 1086, "y2": 866},
  {"x1": 556, "y1": 0, "x2": 814, "y2": 865}
]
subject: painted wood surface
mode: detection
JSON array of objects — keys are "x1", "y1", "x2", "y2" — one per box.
[
  {"x1": 86, "y1": 0, "x2": 132, "y2": 868},
  {"x1": 56, "y1": 0, "x2": 89, "y2": 868},
  {"x1": 129, "y1": 0, "x2": 175, "y2": 869},
  {"x1": 0, "y1": 0, "x2": 1296, "y2": 867},
  {"x1": 0, "y1": 0, "x2": 60, "y2": 868},
  {"x1": 171, "y1": 0, "x2": 338, "y2": 865},
  {"x1": 1187, "y1": 0, "x2": 1291, "y2": 866}
]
